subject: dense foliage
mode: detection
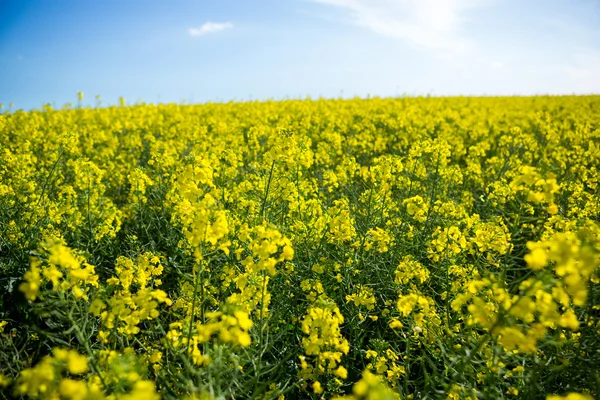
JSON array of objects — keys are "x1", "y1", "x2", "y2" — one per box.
[{"x1": 1, "y1": 96, "x2": 599, "y2": 400}]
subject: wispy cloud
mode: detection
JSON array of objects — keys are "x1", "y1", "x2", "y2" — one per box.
[
  {"x1": 189, "y1": 21, "x2": 233, "y2": 37},
  {"x1": 311, "y1": 0, "x2": 486, "y2": 53},
  {"x1": 562, "y1": 49, "x2": 600, "y2": 93}
]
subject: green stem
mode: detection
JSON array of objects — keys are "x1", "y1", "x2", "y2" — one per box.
[
  {"x1": 67, "y1": 305, "x2": 107, "y2": 389},
  {"x1": 186, "y1": 257, "x2": 204, "y2": 353},
  {"x1": 261, "y1": 161, "x2": 276, "y2": 221}
]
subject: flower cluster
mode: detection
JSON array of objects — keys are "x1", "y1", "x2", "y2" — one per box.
[
  {"x1": 299, "y1": 298, "x2": 350, "y2": 389},
  {"x1": 2, "y1": 96, "x2": 600, "y2": 399}
]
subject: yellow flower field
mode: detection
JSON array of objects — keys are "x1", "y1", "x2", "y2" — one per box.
[{"x1": 0, "y1": 96, "x2": 599, "y2": 399}]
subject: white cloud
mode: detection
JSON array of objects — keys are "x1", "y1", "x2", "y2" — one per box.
[
  {"x1": 189, "y1": 21, "x2": 233, "y2": 37},
  {"x1": 312, "y1": 0, "x2": 487, "y2": 53},
  {"x1": 491, "y1": 61, "x2": 504, "y2": 68}
]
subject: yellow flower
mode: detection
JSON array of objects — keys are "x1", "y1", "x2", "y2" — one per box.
[
  {"x1": 234, "y1": 311, "x2": 253, "y2": 330},
  {"x1": 335, "y1": 366, "x2": 348, "y2": 379},
  {"x1": 59, "y1": 378, "x2": 87, "y2": 399},
  {"x1": 0, "y1": 374, "x2": 11, "y2": 388},
  {"x1": 547, "y1": 394, "x2": 593, "y2": 400},
  {"x1": 281, "y1": 245, "x2": 294, "y2": 260},
  {"x1": 67, "y1": 351, "x2": 89, "y2": 374},
  {"x1": 559, "y1": 310, "x2": 579, "y2": 330},
  {"x1": 121, "y1": 380, "x2": 160, "y2": 400},
  {"x1": 149, "y1": 350, "x2": 162, "y2": 364},
  {"x1": 524, "y1": 246, "x2": 547, "y2": 270},
  {"x1": 366, "y1": 350, "x2": 378, "y2": 359},
  {"x1": 312, "y1": 381, "x2": 323, "y2": 394},
  {"x1": 19, "y1": 263, "x2": 42, "y2": 301},
  {"x1": 42, "y1": 265, "x2": 63, "y2": 287},
  {"x1": 237, "y1": 331, "x2": 252, "y2": 347},
  {"x1": 98, "y1": 331, "x2": 110, "y2": 343},
  {"x1": 312, "y1": 264, "x2": 325, "y2": 274},
  {"x1": 389, "y1": 319, "x2": 403, "y2": 329},
  {"x1": 350, "y1": 370, "x2": 399, "y2": 399}
]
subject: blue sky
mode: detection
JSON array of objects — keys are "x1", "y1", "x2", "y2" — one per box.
[{"x1": 1, "y1": 0, "x2": 599, "y2": 110}]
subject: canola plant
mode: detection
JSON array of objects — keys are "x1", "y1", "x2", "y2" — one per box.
[{"x1": 0, "y1": 96, "x2": 599, "y2": 399}]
